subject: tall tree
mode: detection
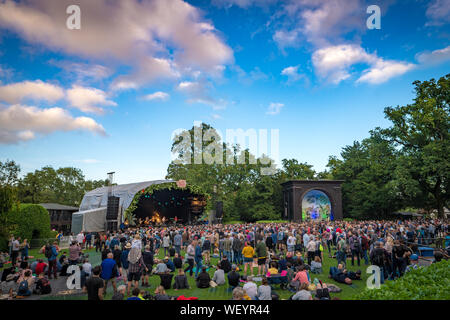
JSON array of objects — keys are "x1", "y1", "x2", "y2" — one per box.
[
  {"x1": 0, "y1": 160, "x2": 20, "y2": 187},
  {"x1": 380, "y1": 74, "x2": 450, "y2": 218}
]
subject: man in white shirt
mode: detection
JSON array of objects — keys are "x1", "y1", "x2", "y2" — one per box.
[
  {"x1": 77, "y1": 232, "x2": 85, "y2": 249},
  {"x1": 243, "y1": 276, "x2": 258, "y2": 300}
]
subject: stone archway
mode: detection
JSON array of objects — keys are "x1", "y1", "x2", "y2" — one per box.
[{"x1": 281, "y1": 180, "x2": 344, "y2": 222}]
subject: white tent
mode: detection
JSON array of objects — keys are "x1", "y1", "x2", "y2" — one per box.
[{"x1": 72, "y1": 179, "x2": 174, "y2": 233}]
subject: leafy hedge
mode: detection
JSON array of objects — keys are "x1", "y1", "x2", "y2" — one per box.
[
  {"x1": 353, "y1": 260, "x2": 450, "y2": 300},
  {"x1": 8, "y1": 204, "x2": 52, "y2": 242}
]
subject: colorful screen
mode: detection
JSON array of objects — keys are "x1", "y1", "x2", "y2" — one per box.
[{"x1": 302, "y1": 190, "x2": 331, "y2": 221}]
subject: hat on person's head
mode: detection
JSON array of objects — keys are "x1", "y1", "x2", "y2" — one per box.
[
  {"x1": 410, "y1": 254, "x2": 419, "y2": 261},
  {"x1": 125, "y1": 243, "x2": 132, "y2": 249}
]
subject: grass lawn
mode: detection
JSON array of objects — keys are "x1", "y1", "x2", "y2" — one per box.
[{"x1": 18, "y1": 246, "x2": 374, "y2": 300}]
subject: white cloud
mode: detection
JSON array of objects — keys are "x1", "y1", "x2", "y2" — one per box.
[
  {"x1": 0, "y1": 80, "x2": 64, "y2": 104},
  {"x1": 0, "y1": 104, "x2": 106, "y2": 144},
  {"x1": 177, "y1": 80, "x2": 227, "y2": 110},
  {"x1": 272, "y1": 0, "x2": 364, "y2": 49},
  {"x1": 51, "y1": 61, "x2": 112, "y2": 82},
  {"x1": 425, "y1": 0, "x2": 450, "y2": 26},
  {"x1": 416, "y1": 45, "x2": 450, "y2": 65},
  {"x1": 266, "y1": 102, "x2": 284, "y2": 115},
  {"x1": 0, "y1": 0, "x2": 233, "y2": 89},
  {"x1": 281, "y1": 65, "x2": 305, "y2": 82},
  {"x1": 312, "y1": 44, "x2": 414, "y2": 85},
  {"x1": 66, "y1": 85, "x2": 117, "y2": 114},
  {"x1": 357, "y1": 60, "x2": 415, "y2": 85},
  {"x1": 111, "y1": 57, "x2": 180, "y2": 92},
  {"x1": 143, "y1": 91, "x2": 170, "y2": 101}
]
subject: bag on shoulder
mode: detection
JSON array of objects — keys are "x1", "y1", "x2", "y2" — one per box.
[
  {"x1": 45, "y1": 245, "x2": 52, "y2": 258},
  {"x1": 18, "y1": 280, "x2": 29, "y2": 293}
]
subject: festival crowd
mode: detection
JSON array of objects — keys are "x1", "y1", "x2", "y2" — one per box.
[{"x1": 1, "y1": 218, "x2": 449, "y2": 300}]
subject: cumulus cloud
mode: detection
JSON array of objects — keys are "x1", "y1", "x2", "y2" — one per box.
[
  {"x1": 143, "y1": 91, "x2": 170, "y2": 101},
  {"x1": 425, "y1": 0, "x2": 450, "y2": 26},
  {"x1": 312, "y1": 44, "x2": 414, "y2": 85},
  {"x1": 67, "y1": 85, "x2": 117, "y2": 114},
  {"x1": 266, "y1": 102, "x2": 284, "y2": 115},
  {"x1": 416, "y1": 45, "x2": 450, "y2": 65},
  {"x1": 177, "y1": 81, "x2": 227, "y2": 110},
  {"x1": 110, "y1": 57, "x2": 180, "y2": 92},
  {"x1": 0, "y1": 0, "x2": 233, "y2": 89},
  {"x1": 272, "y1": 0, "x2": 364, "y2": 49},
  {"x1": 51, "y1": 61, "x2": 113, "y2": 83},
  {"x1": 0, "y1": 104, "x2": 106, "y2": 144},
  {"x1": 0, "y1": 80, "x2": 65, "y2": 104},
  {"x1": 281, "y1": 65, "x2": 305, "y2": 82},
  {"x1": 357, "y1": 60, "x2": 415, "y2": 85}
]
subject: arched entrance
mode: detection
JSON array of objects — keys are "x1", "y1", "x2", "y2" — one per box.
[
  {"x1": 281, "y1": 180, "x2": 344, "y2": 222},
  {"x1": 301, "y1": 189, "x2": 332, "y2": 221}
]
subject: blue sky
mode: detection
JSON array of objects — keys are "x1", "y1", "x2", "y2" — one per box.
[{"x1": 0, "y1": 0, "x2": 449, "y2": 184}]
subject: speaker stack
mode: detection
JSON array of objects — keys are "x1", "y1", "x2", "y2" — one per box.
[{"x1": 106, "y1": 196, "x2": 120, "y2": 231}]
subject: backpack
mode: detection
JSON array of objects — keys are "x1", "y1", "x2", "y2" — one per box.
[
  {"x1": 18, "y1": 280, "x2": 29, "y2": 294},
  {"x1": 45, "y1": 245, "x2": 53, "y2": 258}
]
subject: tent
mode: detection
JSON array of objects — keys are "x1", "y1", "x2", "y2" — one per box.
[
  {"x1": 72, "y1": 179, "x2": 174, "y2": 233},
  {"x1": 71, "y1": 207, "x2": 107, "y2": 234}
]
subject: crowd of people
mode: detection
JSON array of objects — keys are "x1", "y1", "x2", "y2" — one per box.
[{"x1": 0, "y1": 218, "x2": 449, "y2": 300}]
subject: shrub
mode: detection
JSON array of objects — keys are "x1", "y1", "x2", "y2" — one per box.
[
  {"x1": 353, "y1": 260, "x2": 450, "y2": 300},
  {"x1": 8, "y1": 204, "x2": 52, "y2": 245}
]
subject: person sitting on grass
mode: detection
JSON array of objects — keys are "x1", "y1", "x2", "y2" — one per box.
[
  {"x1": 154, "y1": 285, "x2": 170, "y2": 300},
  {"x1": 227, "y1": 264, "x2": 241, "y2": 290},
  {"x1": 232, "y1": 287, "x2": 246, "y2": 300},
  {"x1": 220, "y1": 255, "x2": 232, "y2": 274},
  {"x1": 267, "y1": 262, "x2": 279, "y2": 276},
  {"x1": 165, "y1": 256, "x2": 176, "y2": 272},
  {"x1": 256, "y1": 277, "x2": 272, "y2": 300},
  {"x1": 212, "y1": 263, "x2": 225, "y2": 286},
  {"x1": 127, "y1": 287, "x2": 142, "y2": 300},
  {"x1": 16, "y1": 270, "x2": 33, "y2": 298},
  {"x1": 33, "y1": 272, "x2": 51, "y2": 295},
  {"x1": 154, "y1": 258, "x2": 168, "y2": 274},
  {"x1": 242, "y1": 275, "x2": 258, "y2": 300},
  {"x1": 291, "y1": 282, "x2": 312, "y2": 300},
  {"x1": 196, "y1": 266, "x2": 211, "y2": 288},
  {"x1": 173, "y1": 268, "x2": 189, "y2": 290},
  {"x1": 158, "y1": 269, "x2": 174, "y2": 290},
  {"x1": 310, "y1": 256, "x2": 323, "y2": 274},
  {"x1": 111, "y1": 284, "x2": 126, "y2": 300}
]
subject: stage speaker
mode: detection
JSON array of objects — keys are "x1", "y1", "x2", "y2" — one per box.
[
  {"x1": 106, "y1": 221, "x2": 118, "y2": 232},
  {"x1": 215, "y1": 201, "x2": 223, "y2": 218},
  {"x1": 106, "y1": 196, "x2": 120, "y2": 220}
]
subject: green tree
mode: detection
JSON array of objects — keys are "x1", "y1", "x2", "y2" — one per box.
[
  {"x1": 0, "y1": 159, "x2": 21, "y2": 187},
  {"x1": 380, "y1": 74, "x2": 450, "y2": 218},
  {"x1": 327, "y1": 131, "x2": 400, "y2": 219}
]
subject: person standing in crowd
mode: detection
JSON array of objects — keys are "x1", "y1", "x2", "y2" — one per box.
[
  {"x1": 68, "y1": 241, "x2": 81, "y2": 265},
  {"x1": 11, "y1": 237, "x2": 20, "y2": 266},
  {"x1": 101, "y1": 252, "x2": 118, "y2": 294},
  {"x1": 84, "y1": 266, "x2": 104, "y2": 301},
  {"x1": 46, "y1": 241, "x2": 59, "y2": 279}
]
